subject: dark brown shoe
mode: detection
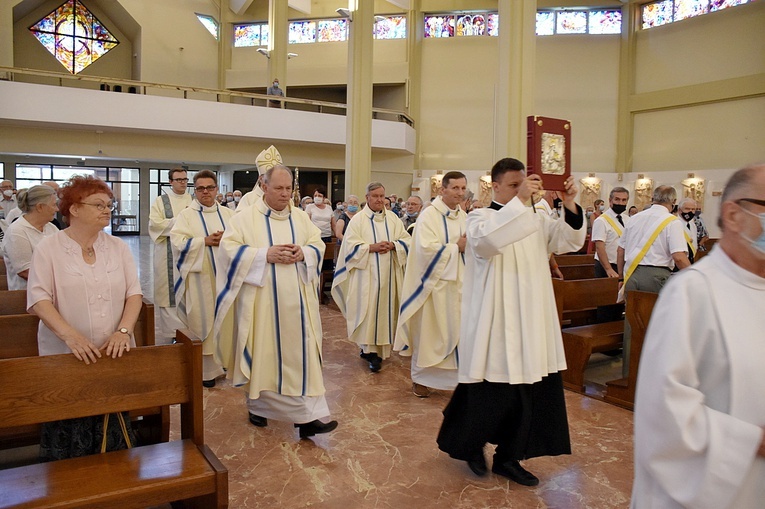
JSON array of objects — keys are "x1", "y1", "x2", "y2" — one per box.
[
  {"x1": 295, "y1": 419, "x2": 338, "y2": 439},
  {"x1": 412, "y1": 383, "x2": 431, "y2": 398}
]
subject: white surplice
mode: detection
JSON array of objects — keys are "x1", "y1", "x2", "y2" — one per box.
[
  {"x1": 332, "y1": 205, "x2": 411, "y2": 359},
  {"x1": 395, "y1": 196, "x2": 466, "y2": 389},
  {"x1": 237, "y1": 185, "x2": 263, "y2": 212},
  {"x1": 459, "y1": 197, "x2": 586, "y2": 385},
  {"x1": 213, "y1": 200, "x2": 329, "y2": 423},
  {"x1": 632, "y1": 246, "x2": 765, "y2": 509},
  {"x1": 170, "y1": 200, "x2": 235, "y2": 381}
]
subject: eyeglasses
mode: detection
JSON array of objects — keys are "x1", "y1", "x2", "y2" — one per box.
[
  {"x1": 737, "y1": 198, "x2": 765, "y2": 207},
  {"x1": 171, "y1": 178, "x2": 189, "y2": 183},
  {"x1": 79, "y1": 202, "x2": 116, "y2": 212},
  {"x1": 194, "y1": 185, "x2": 218, "y2": 193}
]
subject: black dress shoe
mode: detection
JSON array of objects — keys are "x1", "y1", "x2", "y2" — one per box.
[
  {"x1": 492, "y1": 459, "x2": 539, "y2": 486},
  {"x1": 466, "y1": 454, "x2": 487, "y2": 476},
  {"x1": 295, "y1": 419, "x2": 338, "y2": 439},
  {"x1": 369, "y1": 355, "x2": 382, "y2": 373},
  {"x1": 202, "y1": 379, "x2": 216, "y2": 388},
  {"x1": 248, "y1": 413, "x2": 268, "y2": 427}
]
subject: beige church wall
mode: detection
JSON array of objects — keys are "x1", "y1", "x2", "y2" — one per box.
[
  {"x1": 535, "y1": 34, "x2": 620, "y2": 174},
  {"x1": 632, "y1": 96, "x2": 765, "y2": 173},
  {"x1": 12, "y1": 0, "x2": 133, "y2": 80},
  {"x1": 634, "y1": 1, "x2": 765, "y2": 94}
]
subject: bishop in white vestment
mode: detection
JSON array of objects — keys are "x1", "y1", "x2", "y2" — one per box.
[
  {"x1": 149, "y1": 168, "x2": 193, "y2": 343},
  {"x1": 214, "y1": 166, "x2": 337, "y2": 438},
  {"x1": 632, "y1": 165, "x2": 765, "y2": 509},
  {"x1": 332, "y1": 182, "x2": 411, "y2": 372},
  {"x1": 238, "y1": 145, "x2": 282, "y2": 211},
  {"x1": 170, "y1": 170, "x2": 234, "y2": 386},
  {"x1": 438, "y1": 158, "x2": 586, "y2": 485},
  {"x1": 395, "y1": 173, "x2": 468, "y2": 394}
]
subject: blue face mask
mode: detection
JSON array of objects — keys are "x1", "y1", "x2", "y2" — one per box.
[
  {"x1": 347, "y1": 205, "x2": 359, "y2": 213},
  {"x1": 406, "y1": 211, "x2": 418, "y2": 218},
  {"x1": 740, "y1": 208, "x2": 765, "y2": 255}
]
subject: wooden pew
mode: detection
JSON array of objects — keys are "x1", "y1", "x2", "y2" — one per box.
[
  {"x1": 0, "y1": 274, "x2": 7, "y2": 291},
  {"x1": 319, "y1": 240, "x2": 335, "y2": 304},
  {"x1": 553, "y1": 277, "x2": 624, "y2": 393},
  {"x1": 0, "y1": 258, "x2": 5, "y2": 275},
  {"x1": 0, "y1": 290, "x2": 27, "y2": 315},
  {"x1": 0, "y1": 329, "x2": 228, "y2": 508},
  {"x1": 555, "y1": 254, "x2": 595, "y2": 266},
  {"x1": 604, "y1": 291, "x2": 659, "y2": 410},
  {"x1": 0, "y1": 299, "x2": 167, "y2": 450},
  {"x1": 558, "y1": 264, "x2": 596, "y2": 280}
]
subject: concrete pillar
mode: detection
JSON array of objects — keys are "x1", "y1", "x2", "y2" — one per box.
[{"x1": 268, "y1": 0, "x2": 289, "y2": 95}]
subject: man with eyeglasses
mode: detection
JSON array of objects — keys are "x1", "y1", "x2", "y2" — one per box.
[
  {"x1": 170, "y1": 170, "x2": 234, "y2": 388},
  {"x1": 632, "y1": 164, "x2": 765, "y2": 509},
  {"x1": 149, "y1": 167, "x2": 193, "y2": 344}
]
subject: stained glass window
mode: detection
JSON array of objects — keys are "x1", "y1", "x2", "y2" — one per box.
[
  {"x1": 234, "y1": 24, "x2": 260, "y2": 47},
  {"x1": 710, "y1": 0, "x2": 749, "y2": 10},
  {"x1": 424, "y1": 15, "x2": 454, "y2": 38},
  {"x1": 316, "y1": 19, "x2": 347, "y2": 42},
  {"x1": 196, "y1": 14, "x2": 218, "y2": 40},
  {"x1": 28, "y1": 0, "x2": 119, "y2": 74},
  {"x1": 374, "y1": 15, "x2": 406, "y2": 39},
  {"x1": 289, "y1": 21, "x2": 316, "y2": 44},
  {"x1": 261, "y1": 25, "x2": 270, "y2": 47},
  {"x1": 456, "y1": 14, "x2": 486, "y2": 36},
  {"x1": 556, "y1": 11, "x2": 587, "y2": 34},
  {"x1": 642, "y1": 0, "x2": 674, "y2": 28},
  {"x1": 487, "y1": 13, "x2": 499, "y2": 36},
  {"x1": 536, "y1": 12, "x2": 555, "y2": 35},
  {"x1": 675, "y1": 0, "x2": 710, "y2": 20},
  {"x1": 588, "y1": 10, "x2": 622, "y2": 34}
]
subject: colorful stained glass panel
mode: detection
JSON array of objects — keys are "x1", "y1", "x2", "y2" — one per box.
[
  {"x1": 29, "y1": 0, "x2": 119, "y2": 74},
  {"x1": 196, "y1": 14, "x2": 219, "y2": 40},
  {"x1": 487, "y1": 13, "x2": 499, "y2": 36},
  {"x1": 710, "y1": 0, "x2": 749, "y2": 10},
  {"x1": 456, "y1": 14, "x2": 486, "y2": 36},
  {"x1": 317, "y1": 19, "x2": 347, "y2": 42},
  {"x1": 642, "y1": 0, "x2": 674, "y2": 28},
  {"x1": 556, "y1": 11, "x2": 587, "y2": 34},
  {"x1": 234, "y1": 24, "x2": 260, "y2": 47},
  {"x1": 261, "y1": 25, "x2": 270, "y2": 46},
  {"x1": 424, "y1": 15, "x2": 454, "y2": 38},
  {"x1": 588, "y1": 10, "x2": 622, "y2": 34},
  {"x1": 536, "y1": 12, "x2": 555, "y2": 35},
  {"x1": 289, "y1": 21, "x2": 316, "y2": 44},
  {"x1": 374, "y1": 16, "x2": 406, "y2": 39},
  {"x1": 675, "y1": 0, "x2": 710, "y2": 20}
]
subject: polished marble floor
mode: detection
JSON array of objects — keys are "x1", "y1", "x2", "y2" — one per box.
[{"x1": 137, "y1": 236, "x2": 636, "y2": 507}]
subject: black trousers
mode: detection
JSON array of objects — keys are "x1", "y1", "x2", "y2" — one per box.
[
  {"x1": 437, "y1": 373, "x2": 571, "y2": 463},
  {"x1": 594, "y1": 261, "x2": 625, "y2": 322}
]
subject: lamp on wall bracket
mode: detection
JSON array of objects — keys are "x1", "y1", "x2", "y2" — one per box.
[
  {"x1": 687, "y1": 173, "x2": 695, "y2": 179},
  {"x1": 336, "y1": 8, "x2": 353, "y2": 21},
  {"x1": 287, "y1": 52, "x2": 298, "y2": 59},
  {"x1": 256, "y1": 48, "x2": 270, "y2": 58}
]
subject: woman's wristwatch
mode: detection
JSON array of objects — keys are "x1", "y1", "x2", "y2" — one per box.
[{"x1": 117, "y1": 327, "x2": 130, "y2": 336}]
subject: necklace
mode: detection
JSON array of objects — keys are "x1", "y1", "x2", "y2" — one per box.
[
  {"x1": 65, "y1": 230, "x2": 96, "y2": 257},
  {"x1": 83, "y1": 246, "x2": 95, "y2": 257}
]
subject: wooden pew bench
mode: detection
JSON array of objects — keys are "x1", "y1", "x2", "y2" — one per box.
[
  {"x1": 0, "y1": 299, "x2": 166, "y2": 450},
  {"x1": 604, "y1": 290, "x2": 659, "y2": 410},
  {"x1": 553, "y1": 277, "x2": 624, "y2": 393},
  {"x1": 555, "y1": 254, "x2": 595, "y2": 266},
  {"x1": 558, "y1": 263, "x2": 596, "y2": 280},
  {"x1": 0, "y1": 329, "x2": 228, "y2": 508}
]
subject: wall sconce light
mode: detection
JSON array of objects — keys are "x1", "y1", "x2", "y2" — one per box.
[
  {"x1": 687, "y1": 173, "x2": 695, "y2": 179},
  {"x1": 588, "y1": 172, "x2": 596, "y2": 178},
  {"x1": 336, "y1": 8, "x2": 353, "y2": 21},
  {"x1": 637, "y1": 174, "x2": 644, "y2": 180},
  {"x1": 287, "y1": 52, "x2": 298, "y2": 59},
  {"x1": 374, "y1": 15, "x2": 386, "y2": 22},
  {"x1": 256, "y1": 48, "x2": 270, "y2": 58}
]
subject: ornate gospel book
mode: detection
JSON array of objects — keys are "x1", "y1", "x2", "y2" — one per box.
[{"x1": 527, "y1": 116, "x2": 571, "y2": 191}]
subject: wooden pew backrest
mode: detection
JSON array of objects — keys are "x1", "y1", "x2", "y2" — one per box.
[
  {"x1": 552, "y1": 277, "x2": 620, "y2": 323},
  {"x1": 555, "y1": 254, "x2": 595, "y2": 266},
  {"x1": 0, "y1": 290, "x2": 28, "y2": 315}
]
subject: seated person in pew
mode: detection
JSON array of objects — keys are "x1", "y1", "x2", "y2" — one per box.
[
  {"x1": 592, "y1": 186, "x2": 630, "y2": 322},
  {"x1": 26, "y1": 175, "x2": 143, "y2": 461},
  {"x1": 632, "y1": 164, "x2": 765, "y2": 509},
  {"x1": 2, "y1": 185, "x2": 59, "y2": 290}
]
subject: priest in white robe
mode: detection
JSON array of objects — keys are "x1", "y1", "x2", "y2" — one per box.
[
  {"x1": 213, "y1": 165, "x2": 337, "y2": 439},
  {"x1": 170, "y1": 170, "x2": 234, "y2": 387},
  {"x1": 149, "y1": 167, "x2": 193, "y2": 344},
  {"x1": 632, "y1": 165, "x2": 765, "y2": 509},
  {"x1": 332, "y1": 182, "x2": 411, "y2": 372},
  {"x1": 238, "y1": 145, "x2": 282, "y2": 211},
  {"x1": 395, "y1": 172, "x2": 467, "y2": 396},
  {"x1": 437, "y1": 158, "x2": 586, "y2": 486}
]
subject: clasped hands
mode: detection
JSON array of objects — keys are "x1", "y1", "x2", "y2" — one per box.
[
  {"x1": 369, "y1": 241, "x2": 396, "y2": 254},
  {"x1": 267, "y1": 244, "x2": 305, "y2": 264}
]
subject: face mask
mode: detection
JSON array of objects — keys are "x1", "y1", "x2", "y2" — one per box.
[
  {"x1": 612, "y1": 204, "x2": 627, "y2": 215},
  {"x1": 227, "y1": 196, "x2": 233, "y2": 202},
  {"x1": 740, "y1": 208, "x2": 765, "y2": 256},
  {"x1": 273, "y1": 82, "x2": 279, "y2": 88},
  {"x1": 680, "y1": 211, "x2": 695, "y2": 222},
  {"x1": 337, "y1": 204, "x2": 344, "y2": 210},
  {"x1": 694, "y1": 210, "x2": 701, "y2": 218},
  {"x1": 313, "y1": 196, "x2": 322, "y2": 204},
  {"x1": 671, "y1": 204, "x2": 678, "y2": 214},
  {"x1": 553, "y1": 198, "x2": 563, "y2": 209},
  {"x1": 585, "y1": 211, "x2": 592, "y2": 218},
  {"x1": 347, "y1": 205, "x2": 359, "y2": 213},
  {"x1": 406, "y1": 211, "x2": 418, "y2": 218},
  {"x1": 598, "y1": 204, "x2": 605, "y2": 212},
  {"x1": 234, "y1": 196, "x2": 240, "y2": 203},
  {"x1": 2, "y1": 190, "x2": 13, "y2": 198}
]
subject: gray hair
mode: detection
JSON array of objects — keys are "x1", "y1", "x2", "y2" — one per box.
[
  {"x1": 718, "y1": 164, "x2": 764, "y2": 229},
  {"x1": 17, "y1": 185, "x2": 56, "y2": 213},
  {"x1": 407, "y1": 195, "x2": 423, "y2": 205},
  {"x1": 263, "y1": 164, "x2": 293, "y2": 184},
  {"x1": 347, "y1": 194, "x2": 359, "y2": 203},
  {"x1": 609, "y1": 187, "x2": 629, "y2": 200},
  {"x1": 366, "y1": 182, "x2": 385, "y2": 194},
  {"x1": 677, "y1": 197, "x2": 696, "y2": 210},
  {"x1": 652, "y1": 185, "x2": 677, "y2": 205}
]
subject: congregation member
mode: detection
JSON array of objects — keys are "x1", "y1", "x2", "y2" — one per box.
[
  {"x1": 0, "y1": 179, "x2": 17, "y2": 243},
  {"x1": 437, "y1": 157, "x2": 585, "y2": 486},
  {"x1": 676, "y1": 197, "x2": 698, "y2": 262},
  {"x1": 2, "y1": 185, "x2": 58, "y2": 290},
  {"x1": 628, "y1": 205, "x2": 639, "y2": 217},
  {"x1": 332, "y1": 182, "x2": 411, "y2": 373},
  {"x1": 226, "y1": 189, "x2": 242, "y2": 210},
  {"x1": 170, "y1": 170, "x2": 234, "y2": 388},
  {"x1": 27, "y1": 175, "x2": 142, "y2": 460},
  {"x1": 214, "y1": 165, "x2": 337, "y2": 439},
  {"x1": 305, "y1": 186, "x2": 335, "y2": 243},
  {"x1": 216, "y1": 192, "x2": 224, "y2": 205},
  {"x1": 593, "y1": 187, "x2": 630, "y2": 278},
  {"x1": 395, "y1": 172, "x2": 467, "y2": 397},
  {"x1": 239, "y1": 145, "x2": 283, "y2": 210},
  {"x1": 617, "y1": 185, "x2": 690, "y2": 378},
  {"x1": 694, "y1": 202, "x2": 710, "y2": 251},
  {"x1": 401, "y1": 195, "x2": 423, "y2": 233},
  {"x1": 632, "y1": 165, "x2": 765, "y2": 509},
  {"x1": 149, "y1": 167, "x2": 192, "y2": 344},
  {"x1": 334, "y1": 194, "x2": 360, "y2": 263}
]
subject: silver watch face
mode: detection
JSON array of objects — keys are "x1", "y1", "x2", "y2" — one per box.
[{"x1": 119, "y1": 328, "x2": 129, "y2": 334}]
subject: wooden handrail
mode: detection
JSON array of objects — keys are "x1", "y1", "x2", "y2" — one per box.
[{"x1": 0, "y1": 65, "x2": 415, "y2": 127}]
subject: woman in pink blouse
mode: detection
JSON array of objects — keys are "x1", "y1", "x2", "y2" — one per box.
[{"x1": 27, "y1": 175, "x2": 143, "y2": 460}]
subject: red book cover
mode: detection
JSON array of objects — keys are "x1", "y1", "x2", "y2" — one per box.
[{"x1": 526, "y1": 116, "x2": 571, "y2": 191}]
